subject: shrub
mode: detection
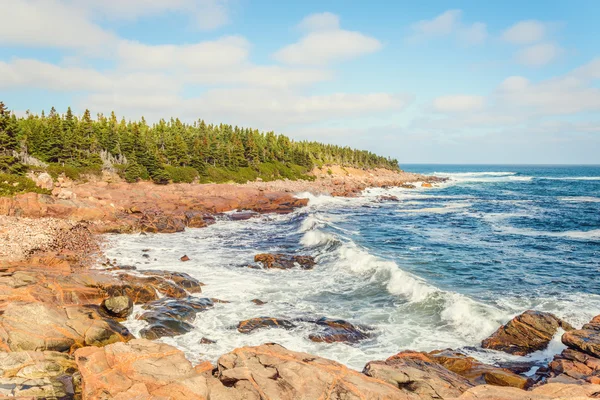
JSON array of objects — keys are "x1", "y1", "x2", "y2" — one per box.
[
  {"x1": 0, "y1": 173, "x2": 51, "y2": 197},
  {"x1": 0, "y1": 155, "x2": 26, "y2": 175},
  {"x1": 164, "y1": 166, "x2": 199, "y2": 183}
]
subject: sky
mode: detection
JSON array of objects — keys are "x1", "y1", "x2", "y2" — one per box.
[{"x1": 0, "y1": 0, "x2": 599, "y2": 164}]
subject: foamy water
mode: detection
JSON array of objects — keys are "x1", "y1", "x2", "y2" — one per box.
[{"x1": 103, "y1": 165, "x2": 600, "y2": 370}]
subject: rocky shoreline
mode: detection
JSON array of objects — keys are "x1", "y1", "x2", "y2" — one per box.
[{"x1": 1, "y1": 168, "x2": 599, "y2": 399}]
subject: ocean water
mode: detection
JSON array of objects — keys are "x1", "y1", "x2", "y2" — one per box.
[{"x1": 103, "y1": 165, "x2": 600, "y2": 370}]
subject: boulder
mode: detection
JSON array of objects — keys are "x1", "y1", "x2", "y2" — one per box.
[
  {"x1": 216, "y1": 343, "x2": 406, "y2": 399},
  {"x1": 100, "y1": 295, "x2": 133, "y2": 319},
  {"x1": 563, "y1": 328, "x2": 600, "y2": 359},
  {"x1": 254, "y1": 253, "x2": 316, "y2": 270},
  {"x1": 139, "y1": 211, "x2": 186, "y2": 233},
  {"x1": 251, "y1": 298, "x2": 266, "y2": 305},
  {"x1": 32, "y1": 172, "x2": 54, "y2": 190},
  {"x1": 0, "y1": 351, "x2": 79, "y2": 399},
  {"x1": 138, "y1": 296, "x2": 213, "y2": 340},
  {"x1": 421, "y1": 182, "x2": 433, "y2": 188},
  {"x1": 180, "y1": 254, "x2": 190, "y2": 262},
  {"x1": 237, "y1": 317, "x2": 296, "y2": 333},
  {"x1": 308, "y1": 317, "x2": 371, "y2": 344},
  {"x1": 139, "y1": 270, "x2": 204, "y2": 294},
  {"x1": 482, "y1": 310, "x2": 574, "y2": 355},
  {"x1": 0, "y1": 302, "x2": 132, "y2": 352},
  {"x1": 75, "y1": 339, "x2": 212, "y2": 400},
  {"x1": 427, "y1": 349, "x2": 531, "y2": 389},
  {"x1": 363, "y1": 351, "x2": 473, "y2": 399},
  {"x1": 118, "y1": 273, "x2": 188, "y2": 298}
]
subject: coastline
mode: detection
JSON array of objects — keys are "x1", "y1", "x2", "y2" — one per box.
[{"x1": 0, "y1": 168, "x2": 599, "y2": 399}]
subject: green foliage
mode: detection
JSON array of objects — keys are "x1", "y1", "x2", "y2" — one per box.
[
  {"x1": 164, "y1": 165, "x2": 198, "y2": 183},
  {"x1": 0, "y1": 173, "x2": 50, "y2": 197},
  {"x1": 0, "y1": 100, "x2": 400, "y2": 187},
  {"x1": 0, "y1": 155, "x2": 26, "y2": 175},
  {"x1": 47, "y1": 164, "x2": 102, "y2": 181}
]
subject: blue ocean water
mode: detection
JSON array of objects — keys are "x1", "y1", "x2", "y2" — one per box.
[{"x1": 105, "y1": 165, "x2": 600, "y2": 370}]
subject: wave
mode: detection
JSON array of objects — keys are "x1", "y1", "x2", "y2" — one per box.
[
  {"x1": 397, "y1": 202, "x2": 471, "y2": 214},
  {"x1": 497, "y1": 226, "x2": 600, "y2": 241},
  {"x1": 538, "y1": 176, "x2": 600, "y2": 181},
  {"x1": 558, "y1": 196, "x2": 600, "y2": 203},
  {"x1": 434, "y1": 172, "x2": 517, "y2": 177},
  {"x1": 433, "y1": 172, "x2": 533, "y2": 183}
]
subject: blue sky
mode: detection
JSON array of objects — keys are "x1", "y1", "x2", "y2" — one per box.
[{"x1": 1, "y1": 0, "x2": 599, "y2": 164}]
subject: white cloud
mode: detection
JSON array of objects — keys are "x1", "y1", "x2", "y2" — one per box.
[
  {"x1": 117, "y1": 37, "x2": 250, "y2": 70},
  {"x1": 297, "y1": 12, "x2": 340, "y2": 32},
  {"x1": 0, "y1": 0, "x2": 116, "y2": 53},
  {"x1": 274, "y1": 13, "x2": 382, "y2": 66},
  {"x1": 515, "y1": 43, "x2": 563, "y2": 67},
  {"x1": 432, "y1": 95, "x2": 485, "y2": 112},
  {"x1": 409, "y1": 10, "x2": 487, "y2": 45},
  {"x1": 72, "y1": 0, "x2": 230, "y2": 30},
  {"x1": 502, "y1": 20, "x2": 546, "y2": 44}
]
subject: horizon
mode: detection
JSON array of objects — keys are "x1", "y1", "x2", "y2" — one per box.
[{"x1": 1, "y1": 1, "x2": 599, "y2": 164}]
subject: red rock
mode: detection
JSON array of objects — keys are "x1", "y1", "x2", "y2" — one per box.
[
  {"x1": 237, "y1": 317, "x2": 296, "y2": 333},
  {"x1": 180, "y1": 255, "x2": 190, "y2": 262}
]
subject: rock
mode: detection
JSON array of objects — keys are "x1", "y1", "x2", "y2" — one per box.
[
  {"x1": 100, "y1": 295, "x2": 133, "y2": 319},
  {"x1": 32, "y1": 172, "x2": 54, "y2": 190},
  {"x1": 200, "y1": 337, "x2": 216, "y2": 344},
  {"x1": 216, "y1": 343, "x2": 406, "y2": 399},
  {"x1": 452, "y1": 383, "x2": 600, "y2": 399},
  {"x1": 377, "y1": 195, "x2": 400, "y2": 202},
  {"x1": 229, "y1": 210, "x2": 259, "y2": 221},
  {"x1": 118, "y1": 272, "x2": 188, "y2": 298},
  {"x1": 251, "y1": 298, "x2": 267, "y2": 305},
  {"x1": 75, "y1": 339, "x2": 212, "y2": 400},
  {"x1": 184, "y1": 211, "x2": 215, "y2": 228},
  {"x1": 428, "y1": 349, "x2": 531, "y2": 389},
  {"x1": 138, "y1": 296, "x2": 213, "y2": 340},
  {"x1": 139, "y1": 211, "x2": 186, "y2": 233},
  {"x1": 180, "y1": 254, "x2": 190, "y2": 262},
  {"x1": 421, "y1": 182, "x2": 433, "y2": 188},
  {"x1": 254, "y1": 253, "x2": 316, "y2": 270},
  {"x1": 139, "y1": 270, "x2": 204, "y2": 294},
  {"x1": 0, "y1": 351, "x2": 79, "y2": 399},
  {"x1": 563, "y1": 328, "x2": 600, "y2": 359},
  {"x1": 308, "y1": 317, "x2": 371, "y2": 344},
  {"x1": 0, "y1": 302, "x2": 132, "y2": 352},
  {"x1": 482, "y1": 310, "x2": 574, "y2": 355},
  {"x1": 363, "y1": 351, "x2": 473, "y2": 399},
  {"x1": 237, "y1": 317, "x2": 296, "y2": 333}
]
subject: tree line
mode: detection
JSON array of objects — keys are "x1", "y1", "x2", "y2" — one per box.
[{"x1": 0, "y1": 101, "x2": 399, "y2": 184}]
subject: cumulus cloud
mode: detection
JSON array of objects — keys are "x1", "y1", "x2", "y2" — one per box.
[
  {"x1": 274, "y1": 13, "x2": 382, "y2": 66},
  {"x1": 408, "y1": 10, "x2": 487, "y2": 45},
  {"x1": 432, "y1": 95, "x2": 485, "y2": 112},
  {"x1": 502, "y1": 20, "x2": 547, "y2": 44},
  {"x1": 515, "y1": 43, "x2": 563, "y2": 67},
  {"x1": 0, "y1": 0, "x2": 116, "y2": 53}
]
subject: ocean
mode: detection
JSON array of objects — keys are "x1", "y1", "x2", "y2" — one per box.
[{"x1": 104, "y1": 165, "x2": 600, "y2": 370}]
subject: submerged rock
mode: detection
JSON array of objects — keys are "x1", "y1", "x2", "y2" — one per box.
[
  {"x1": 481, "y1": 310, "x2": 574, "y2": 355},
  {"x1": 138, "y1": 296, "x2": 213, "y2": 340},
  {"x1": 308, "y1": 317, "x2": 371, "y2": 344},
  {"x1": 363, "y1": 351, "x2": 473, "y2": 399},
  {"x1": 251, "y1": 298, "x2": 267, "y2": 305},
  {"x1": 253, "y1": 253, "x2": 316, "y2": 270},
  {"x1": 237, "y1": 317, "x2": 296, "y2": 333}
]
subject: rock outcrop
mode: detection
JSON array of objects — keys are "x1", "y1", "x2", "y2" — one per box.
[
  {"x1": 452, "y1": 382, "x2": 600, "y2": 399},
  {"x1": 253, "y1": 253, "x2": 316, "y2": 270},
  {"x1": 363, "y1": 351, "x2": 473, "y2": 399},
  {"x1": 308, "y1": 317, "x2": 371, "y2": 344},
  {"x1": 100, "y1": 296, "x2": 133, "y2": 319},
  {"x1": 481, "y1": 310, "x2": 574, "y2": 355},
  {"x1": 237, "y1": 317, "x2": 296, "y2": 333}
]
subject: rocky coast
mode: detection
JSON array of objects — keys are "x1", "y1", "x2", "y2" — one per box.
[{"x1": 0, "y1": 168, "x2": 599, "y2": 399}]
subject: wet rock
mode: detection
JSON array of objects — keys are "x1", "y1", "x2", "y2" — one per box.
[
  {"x1": 308, "y1": 317, "x2": 370, "y2": 344},
  {"x1": 118, "y1": 272, "x2": 188, "y2": 298},
  {"x1": 229, "y1": 210, "x2": 260, "y2": 221},
  {"x1": 421, "y1": 182, "x2": 433, "y2": 188},
  {"x1": 75, "y1": 339, "x2": 212, "y2": 399},
  {"x1": 180, "y1": 254, "x2": 190, "y2": 262},
  {"x1": 363, "y1": 351, "x2": 473, "y2": 399},
  {"x1": 563, "y1": 327, "x2": 600, "y2": 359},
  {"x1": 482, "y1": 310, "x2": 574, "y2": 355},
  {"x1": 237, "y1": 317, "x2": 296, "y2": 333},
  {"x1": 0, "y1": 302, "x2": 132, "y2": 352},
  {"x1": 200, "y1": 337, "x2": 216, "y2": 344},
  {"x1": 377, "y1": 195, "x2": 400, "y2": 202},
  {"x1": 0, "y1": 351, "x2": 79, "y2": 399},
  {"x1": 139, "y1": 211, "x2": 186, "y2": 233},
  {"x1": 216, "y1": 343, "x2": 405, "y2": 399},
  {"x1": 139, "y1": 296, "x2": 213, "y2": 340},
  {"x1": 251, "y1": 298, "x2": 267, "y2": 305},
  {"x1": 139, "y1": 270, "x2": 204, "y2": 293},
  {"x1": 428, "y1": 349, "x2": 531, "y2": 389},
  {"x1": 254, "y1": 253, "x2": 316, "y2": 270},
  {"x1": 184, "y1": 210, "x2": 215, "y2": 228},
  {"x1": 100, "y1": 295, "x2": 133, "y2": 319}
]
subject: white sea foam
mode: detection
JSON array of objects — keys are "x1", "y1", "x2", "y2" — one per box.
[
  {"x1": 539, "y1": 176, "x2": 600, "y2": 181},
  {"x1": 432, "y1": 171, "x2": 533, "y2": 184},
  {"x1": 397, "y1": 202, "x2": 471, "y2": 214},
  {"x1": 558, "y1": 196, "x2": 600, "y2": 203},
  {"x1": 497, "y1": 226, "x2": 600, "y2": 241}
]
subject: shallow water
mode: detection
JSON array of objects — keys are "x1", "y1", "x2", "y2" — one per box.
[{"x1": 104, "y1": 165, "x2": 600, "y2": 370}]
